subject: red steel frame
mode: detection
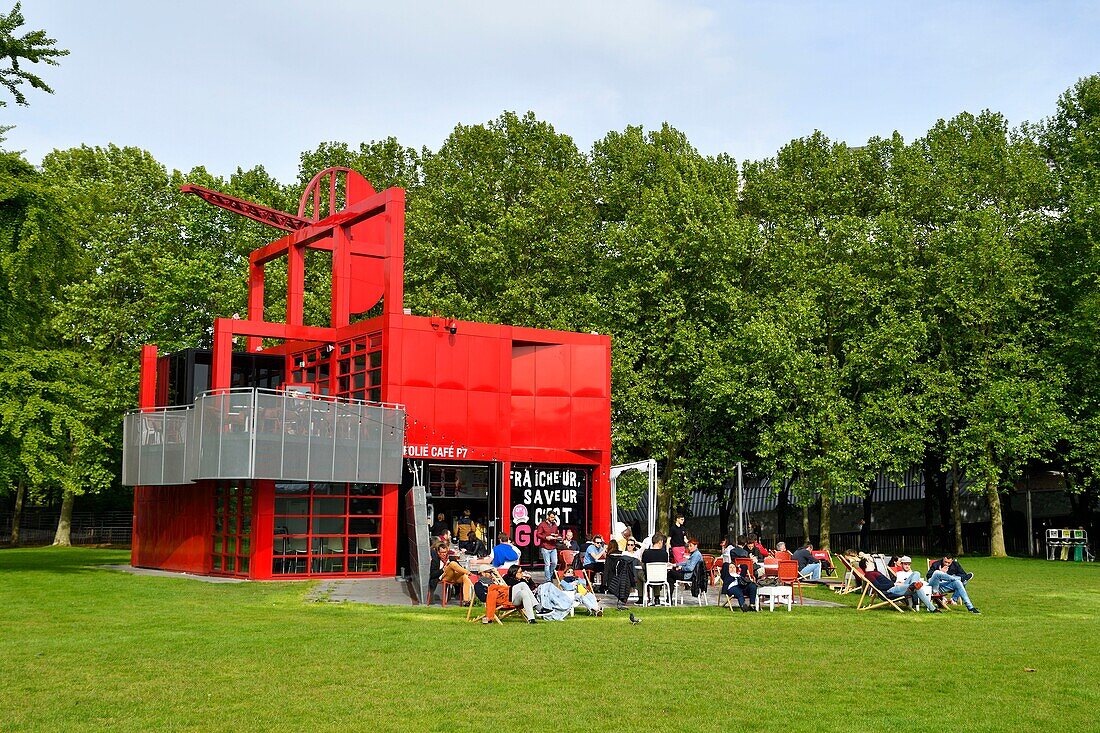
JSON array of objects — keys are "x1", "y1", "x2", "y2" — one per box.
[{"x1": 132, "y1": 168, "x2": 612, "y2": 579}]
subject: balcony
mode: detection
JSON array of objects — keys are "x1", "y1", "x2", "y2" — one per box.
[{"x1": 122, "y1": 388, "x2": 406, "y2": 486}]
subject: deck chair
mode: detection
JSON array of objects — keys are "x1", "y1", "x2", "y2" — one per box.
[
  {"x1": 852, "y1": 566, "x2": 907, "y2": 612},
  {"x1": 812, "y1": 550, "x2": 837, "y2": 578},
  {"x1": 834, "y1": 554, "x2": 862, "y2": 595},
  {"x1": 467, "y1": 572, "x2": 521, "y2": 624},
  {"x1": 723, "y1": 557, "x2": 757, "y2": 610}
]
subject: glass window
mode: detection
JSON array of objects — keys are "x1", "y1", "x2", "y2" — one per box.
[
  {"x1": 275, "y1": 497, "x2": 309, "y2": 515},
  {"x1": 312, "y1": 517, "x2": 345, "y2": 535},
  {"x1": 313, "y1": 497, "x2": 345, "y2": 515},
  {"x1": 348, "y1": 517, "x2": 380, "y2": 535},
  {"x1": 349, "y1": 498, "x2": 380, "y2": 515}
]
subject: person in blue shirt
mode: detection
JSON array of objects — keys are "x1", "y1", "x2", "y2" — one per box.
[
  {"x1": 670, "y1": 537, "x2": 703, "y2": 582},
  {"x1": 490, "y1": 535, "x2": 521, "y2": 568}
]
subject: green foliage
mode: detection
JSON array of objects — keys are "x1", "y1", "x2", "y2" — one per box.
[{"x1": 0, "y1": 2, "x2": 68, "y2": 107}]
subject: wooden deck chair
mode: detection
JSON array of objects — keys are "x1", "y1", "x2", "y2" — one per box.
[
  {"x1": 851, "y1": 566, "x2": 907, "y2": 612},
  {"x1": 466, "y1": 570, "x2": 520, "y2": 624},
  {"x1": 834, "y1": 554, "x2": 862, "y2": 595},
  {"x1": 812, "y1": 550, "x2": 837, "y2": 578}
]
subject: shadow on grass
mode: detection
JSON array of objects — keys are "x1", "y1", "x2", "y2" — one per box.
[{"x1": 0, "y1": 545, "x2": 132, "y2": 575}]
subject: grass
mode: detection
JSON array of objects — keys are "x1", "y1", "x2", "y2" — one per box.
[{"x1": 1, "y1": 548, "x2": 1098, "y2": 732}]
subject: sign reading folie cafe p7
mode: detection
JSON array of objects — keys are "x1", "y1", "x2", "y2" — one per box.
[{"x1": 509, "y1": 463, "x2": 590, "y2": 564}]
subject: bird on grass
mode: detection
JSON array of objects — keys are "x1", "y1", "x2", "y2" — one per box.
[{"x1": 629, "y1": 612, "x2": 641, "y2": 625}]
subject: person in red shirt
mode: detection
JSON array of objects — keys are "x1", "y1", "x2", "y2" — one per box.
[{"x1": 535, "y1": 511, "x2": 562, "y2": 582}]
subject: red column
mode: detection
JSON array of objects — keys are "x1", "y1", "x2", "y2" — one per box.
[
  {"x1": 287, "y1": 243, "x2": 304, "y2": 326},
  {"x1": 246, "y1": 260, "x2": 264, "y2": 352},
  {"x1": 139, "y1": 344, "x2": 158, "y2": 410},
  {"x1": 250, "y1": 480, "x2": 274, "y2": 580},
  {"x1": 211, "y1": 319, "x2": 234, "y2": 391},
  {"x1": 380, "y1": 482, "x2": 398, "y2": 575},
  {"x1": 383, "y1": 190, "x2": 405, "y2": 315},
  {"x1": 331, "y1": 225, "x2": 351, "y2": 328}
]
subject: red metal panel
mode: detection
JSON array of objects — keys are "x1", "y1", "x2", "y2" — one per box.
[
  {"x1": 568, "y1": 396, "x2": 609, "y2": 450},
  {"x1": 467, "y1": 390, "x2": 503, "y2": 449},
  {"x1": 400, "y1": 330, "x2": 438, "y2": 388},
  {"x1": 533, "y1": 344, "x2": 570, "y2": 397},
  {"x1": 432, "y1": 388, "x2": 469, "y2": 447},
  {"x1": 131, "y1": 483, "x2": 213, "y2": 574},
  {"x1": 139, "y1": 344, "x2": 158, "y2": 410},
  {"x1": 510, "y1": 395, "x2": 536, "y2": 446},
  {"x1": 511, "y1": 344, "x2": 536, "y2": 396},
  {"x1": 570, "y1": 343, "x2": 609, "y2": 398},
  {"x1": 534, "y1": 395, "x2": 571, "y2": 449},
  {"x1": 467, "y1": 336, "x2": 501, "y2": 392},
  {"x1": 250, "y1": 480, "x2": 274, "y2": 580},
  {"x1": 287, "y1": 244, "x2": 304, "y2": 326},
  {"x1": 380, "y1": 482, "x2": 398, "y2": 575},
  {"x1": 434, "y1": 333, "x2": 469, "y2": 390}
]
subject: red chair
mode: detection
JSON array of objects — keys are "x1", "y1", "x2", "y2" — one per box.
[
  {"x1": 710, "y1": 557, "x2": 724, "y2": 586},
  {"x1": 777, "y1": 559, "x2": 804, "y2": 605},
  {"x1": 732, "y1": 556, "x2": 755, "y2": 579},
  {"x1": 812, "y1": 550, "x2": 837, "y2": 578}
]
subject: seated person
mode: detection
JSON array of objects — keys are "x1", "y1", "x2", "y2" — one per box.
[
  {"x1": 773, "y1": 541, "x2": 793, "y2": 561},
  {"x1": 859, "y1": 557, "x2": 938, "y2": 612},
  {"x1": 669, "y1": 537, "x2": 703, "y2": 583},
  {"x1": 719, "y1": 536, "x2": 733, "y2": 563},
  {"x1": 498, "y1": 565, "x2": 540, "y2": 623},
  {"x1": 490, "y1": 535, "x2": 521, "y2": 568},
  {"x1": 583, "y1": 535, "x2": 607, "y2": 580},
  {"x1": 792, "y1": 542, "x2": 822, "y2": 581},
  {"x1": 428, "y1": 544, "x2": 474, "y2": 604},
  {"x1": 730, "y1": 535, "x2": 764, "y2": 578},
  {"x1": 747, "y1": 533, "x2": 769, "y2": 561},
  {"x1": 640, "y1": 532, "x2": 671, "y2": 604},
  {"x1": 561, "y1": 527, "x2": 581, "y2": 553},
  {"x1": 720, "y1": 555, "x2": 758, "y2": 611},
  {"x1": 430, "y1": 512, "x2": 450, "y2": 538},
  {"x1": 928, "y1": 553, "x2": 974, "y2": 585},
  {"x1": 559, "y1": 567, "x2": 603, "y2": 616},
  {"x1": 623, "y1": 537, "x2": 645, "y2": 594},
  {"x1": 926, "y1": 553, "x2": 980, "y2": 614}
]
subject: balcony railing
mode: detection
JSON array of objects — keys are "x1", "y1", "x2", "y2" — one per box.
[{"x1": 123, "y1": 388, "x2": 406, "y2": 486}]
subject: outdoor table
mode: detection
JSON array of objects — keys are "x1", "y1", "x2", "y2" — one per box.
[{"x1": 755, "y1": 585, "x2": 793, "y2": 612}]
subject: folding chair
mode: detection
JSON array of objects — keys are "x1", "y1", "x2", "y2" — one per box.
[
  {"x1": 834, "y1": 554, "x2": 861, "y2": 595},
  {"x1": 812, "y1": 550, "x2": 837, "y2": 578},
  {"x1": 852, "y1": 566, "x2": 907, "y2": 612},
  {"x1": 723, "y1": 557, "x2": 756, "y2": 611}
]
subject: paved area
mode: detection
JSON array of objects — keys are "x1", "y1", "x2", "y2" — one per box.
[
  {"x1": 311, "y1": 579, "x2": 845, "y2": 609},
  {"x1": 97, "y1": 564, "x2": 248, "y2": 583}
]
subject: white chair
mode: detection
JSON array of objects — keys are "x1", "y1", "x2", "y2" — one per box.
[
  {"x1": 673, "y1": 570, "x2": 709, "y2": 606},
  {"x1": 642, "y1": 563, "x2": 672, "y2": 607}
]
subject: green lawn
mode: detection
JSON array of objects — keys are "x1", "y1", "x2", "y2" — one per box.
[{"x1": 1, "y1": 548, "x2": 1097, "y2": 732}]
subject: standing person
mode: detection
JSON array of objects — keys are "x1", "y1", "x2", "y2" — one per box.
[
  {"x1": 857, "y1": 518, "x2": 870, "y2": 553},
  {"x1": 535, "y1": 511, "x2": 562, "y2": 582},
  {"x1": 455, "y1": 508, "x2": 476, "y2": 553},
  {"x1": 670, "y1": 514, "x2": 688, "y2": 564}
]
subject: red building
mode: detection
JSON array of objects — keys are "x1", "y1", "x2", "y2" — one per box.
[{"x1": 123, "y1": 168, "x2": 612, "y2": 580}]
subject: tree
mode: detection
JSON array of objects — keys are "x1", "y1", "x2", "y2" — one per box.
[
  {"x1": 898, "y1": 112, "x2": 1064, "y2": 557},
  {"x1": 589, "y1": 124, "x2": 748, "y2": 532},
  {"x1": 740, "y1": 133, "x2": 930, "y2": 551},
  {"x1": 405, "y1": 111, "x2": 599, "y2": 331},
  {"x1": 0, "y1": 2, "x2": 68, "y2": 107}
]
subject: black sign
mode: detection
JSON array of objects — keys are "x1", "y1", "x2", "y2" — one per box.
[{"x1": 509, "y1": 463, "x2": 589, "y2": 563}]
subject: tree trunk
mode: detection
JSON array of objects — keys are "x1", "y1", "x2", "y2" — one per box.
[
  {"x1": 985, "y1": 475, "x2": 1007, "y2": 558},
  {"x1": 801, "y1": 503, "x2": 810, "y2": 544},
  {"x1": 716, "y1": 483, "x2": 731, "y2": 543},
  {"x1": 776, "y1": 478, "x2": 789, "y2": 539},
  {"x1": 11, "y1": 478, "x2": 26, "y2": 546},
  {"x1": 656, "y1": 445, "x2": 680, "y2": 535},
  {"x1": 951, "y1": 464, "x2": 963, "y2": 556},
  {"x1": 819, "y1": 489, "x2": 831, "y2": 552},
  {"x1": 53, "y1": 489, "x2": 75, "y2": 547}
]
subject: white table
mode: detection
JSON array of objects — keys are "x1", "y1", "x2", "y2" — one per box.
[{"x1": 755, "y1": 585, "x2": 793, "y2": 612}]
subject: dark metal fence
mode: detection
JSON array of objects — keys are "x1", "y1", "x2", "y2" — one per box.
[{"x1": 0, "y1": 509, "x2": 132, "y2": 546}]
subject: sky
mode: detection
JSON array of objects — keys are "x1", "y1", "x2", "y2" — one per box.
[{"x1": 6, "y1": 1, "x2": 1100, "y2": 185}]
